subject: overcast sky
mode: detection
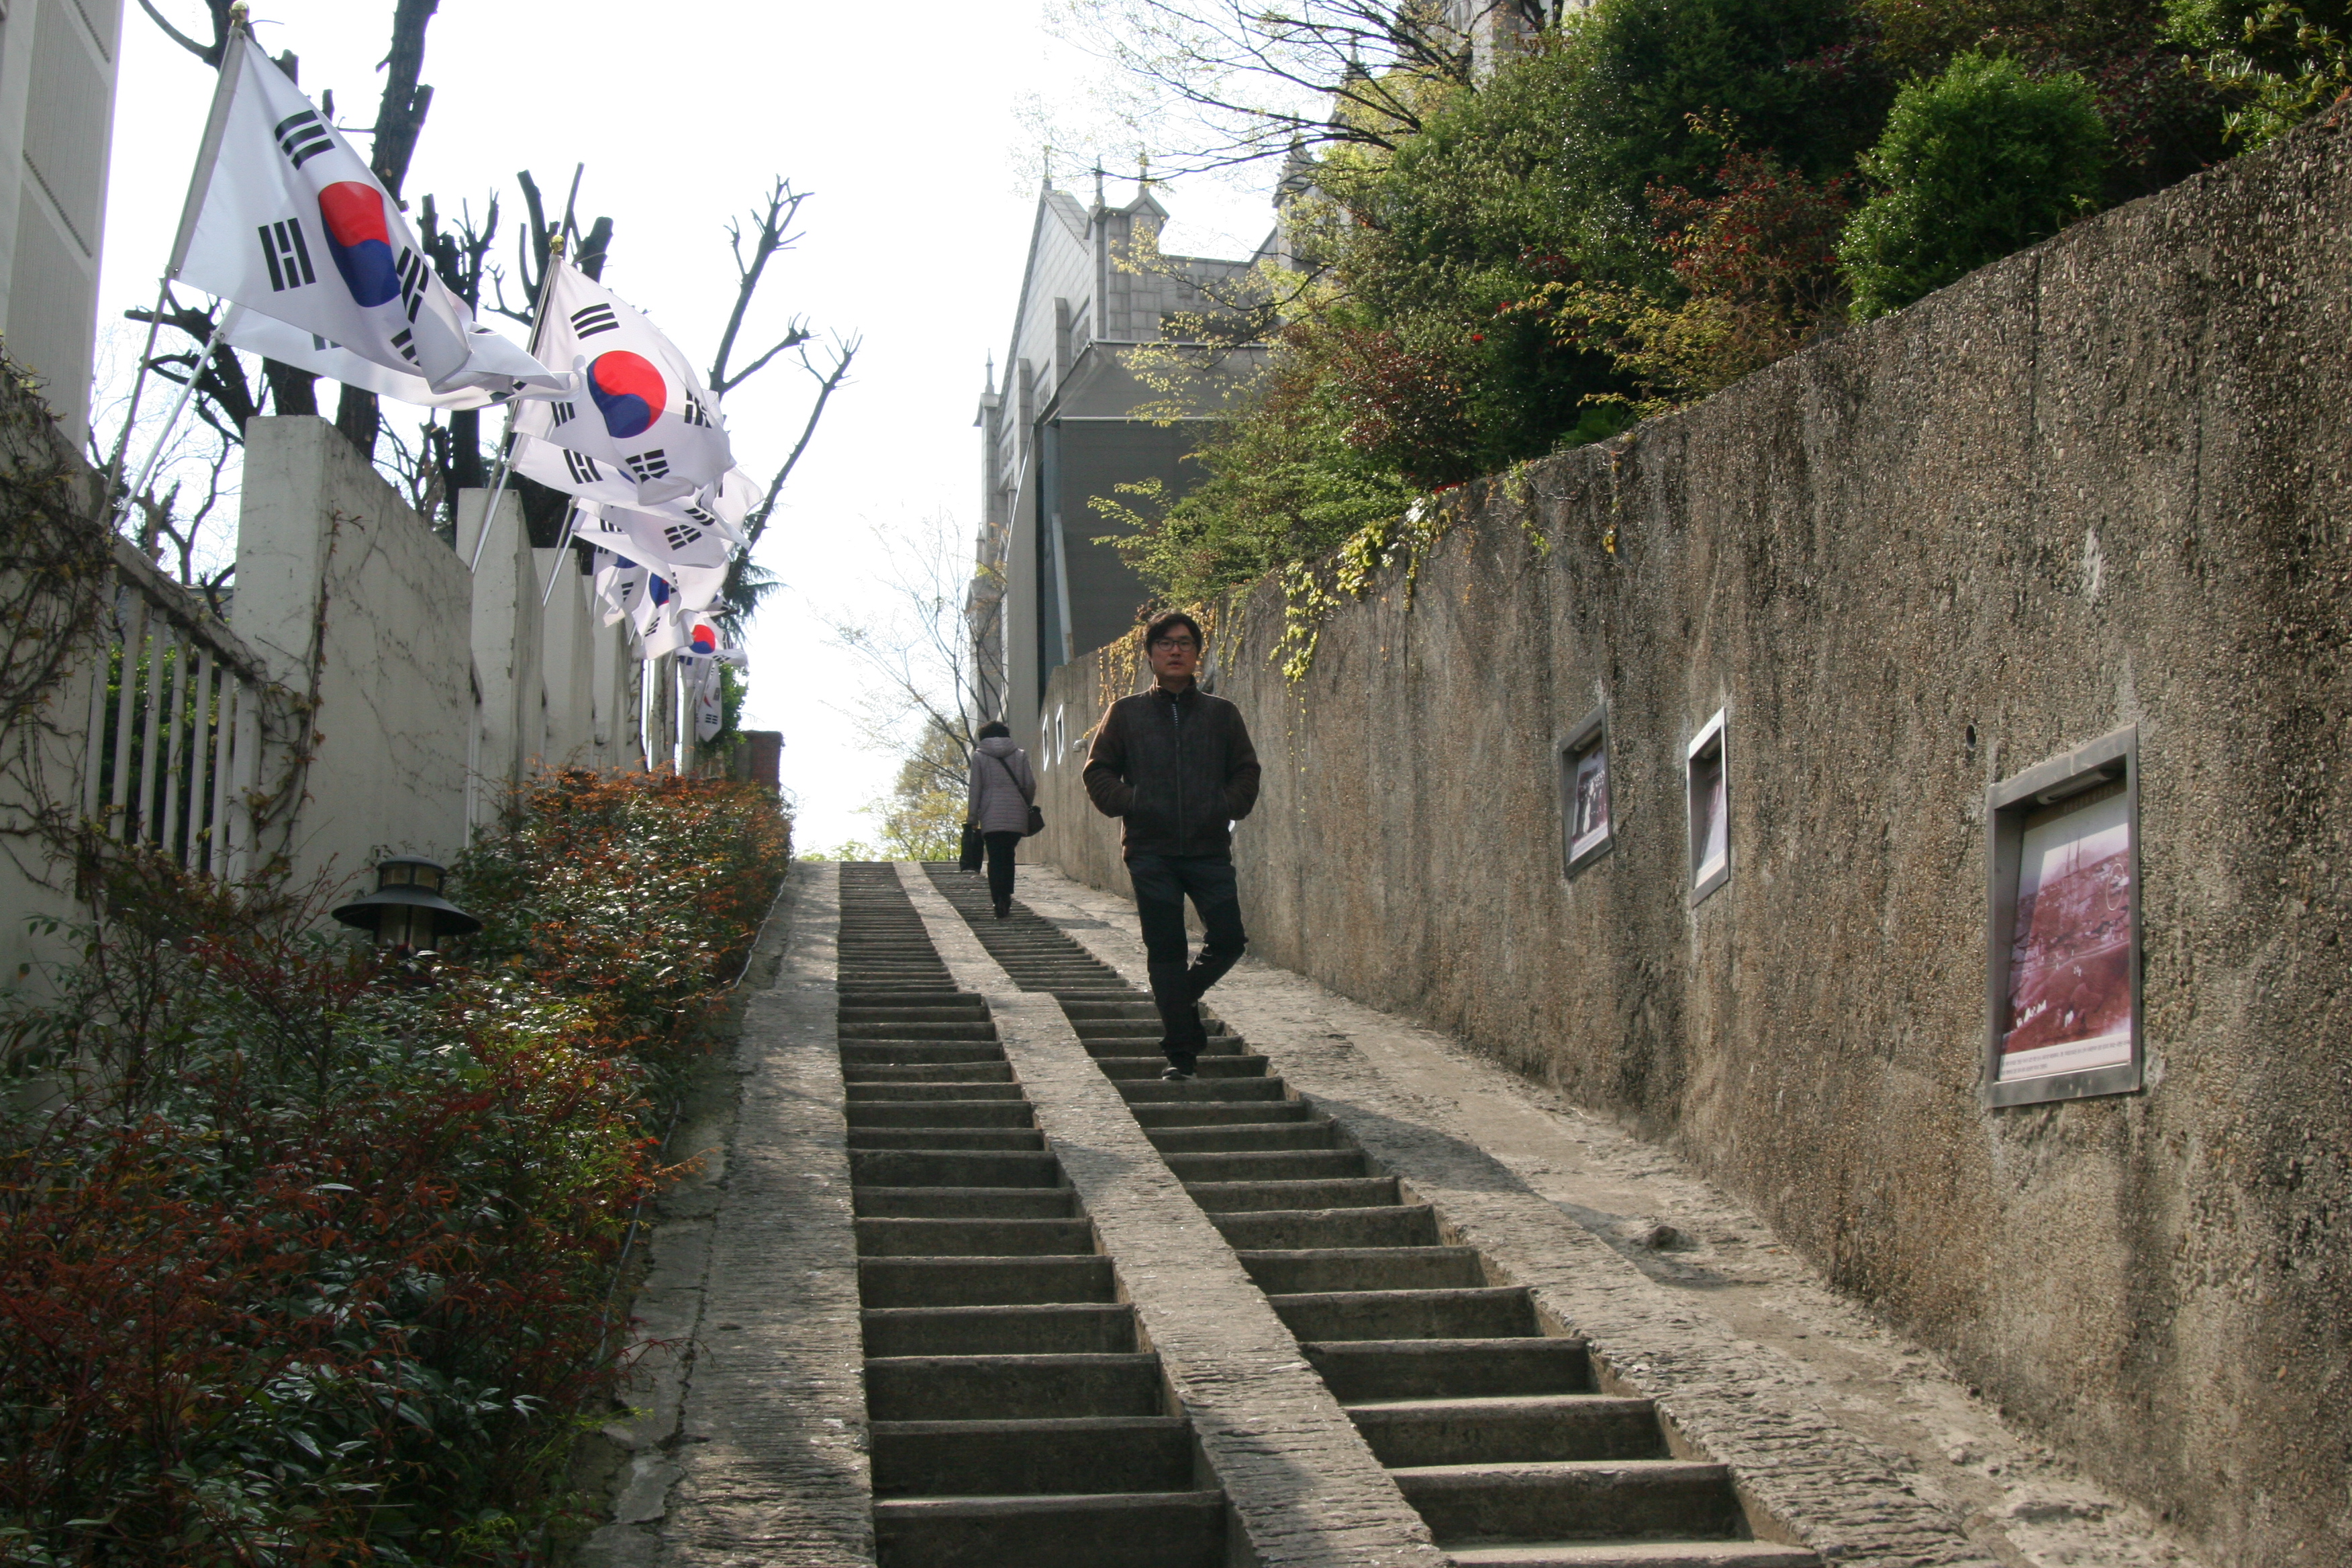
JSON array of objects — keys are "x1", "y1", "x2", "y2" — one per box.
[{"x1": 99, "y1": 1, "x2": 1274, "y2": 852}]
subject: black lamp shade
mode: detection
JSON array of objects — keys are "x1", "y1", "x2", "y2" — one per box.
[{"x1": 333, "y1": 856, "x2": 482, "y2": 948}]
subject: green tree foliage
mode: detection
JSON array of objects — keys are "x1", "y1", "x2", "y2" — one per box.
[
  {"x1": 1838, "y1": 54, "x2": 2110, "y2": 317},
  {"x1": 2165, "y1": 0, "x2": 2352, "y2": 146},
  {"x1": 871, "y1": 725, "x2": 969, "y2": 863}
]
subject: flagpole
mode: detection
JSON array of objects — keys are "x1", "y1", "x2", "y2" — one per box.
[
  {"x1": 469, "y1": 231, "x2": 567, "y2": 574},
  {"x1": 95, "y1": 277, "x2": 177, "y2": 526},
  {"x1": 120, "y1": 313, "x2": 230, "y2": 526},
  {"x1": 540, "y1": 498, "x2": 580, "y2": 606}
]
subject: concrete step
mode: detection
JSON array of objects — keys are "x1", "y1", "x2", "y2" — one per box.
[
  {"x1": 844, "y1": 1061, "x2": 1017, "y2": 1084},
  {"x1": 1057, "y1": 999, "x2": 1163, "y2": 1020},
  {"x1": 1116, "y1": 1077, "x2": 1292, "y2": 1104},
  {"x1": 1391, "y1": 1460, "x2": 1743, "y2": 1545},
  {"x1": 1270, "y1": 1286, "x2": 1540, "y2": 1341},
  {"x1": 1096, "y1": 1055, "x2": 1274, "y2": 1081},
  {"x1": 839, "y1": 1006, "x2": 993, "y2": 1023},
  {"x1": 854, "y1": 1187, "x2": 1079, "y2": 1220},
  {"x1": 1082, "y1": 1038, "x2": 1246, "y2": 1061},
  {"x1": 1306, "y1": 1338, "x2": 1594, "y2": 1401},
  {"x1": 837, "y1": 987, "x2": 971, "y2": 1004},
  {"x1": 850, "y1": 1101, "x2": 1036, "y2": 1128},
  {"x1": 1444, "y1": 1542, "x2": 1819, "y2": 1568},
  {"x1": 863, "y1": 1303, "x2": 1136, "y2": 1357},
  {"x1": 848, "y1": 1128, "x2": 1046, "y2": 1153},
  {"x1": 857, "y1": 1218, "x2": 1097, "y2": 1258},
  {"x1": 840, "y1": 1020, "x2": 1001, "y2": 1041},
  {"x1": 850, "y1": 1149, "x2": 1063, "y2": 1188},
  {"x1": 849, "y1": 1083, "x2": 1027, "y2": 1102},
  {"x1": 1128, "y1": 1101, "x2": 1312, "y2": 1127},
  {"x1": 1161, "y1": 1148, "x2": 1369, "y2": 1182},
  {"x1": 1069, "y1": 1020, "x2": 1228, "y2": 1039},
  {"x1": 1236, "y1": 1246, "x2": 1487, "y2": 1294},
  {"x1": 1348, "y1": 1395, "x2": 1666, "y2": 1466},
  {"x1": 838, "y1": 1043, "x2": 1008, "y2": 1066},
  {"x1": 1146, "y1": 1120, "x2": 1336, "y2": 1153},
  {"x1": 864, "y1": 1353, "x2": 1167, "y2": 1421},
  {"x1": 1186, "y1": 1177, "x2": 1402, "y2": 1212},
  {"x1": 860, "y1": 1255, "x2": 1116, "y2": 1309},
  {"x1": 1210, "y1": 1206, "x2": 1442, "y2": 1251},
  {"x1": 871, "y1": 1416, "x2": 1194, "y2": 1497},
  {"x1": 871, "y1": 1491, "x2": 1224, "y2": 1568}
]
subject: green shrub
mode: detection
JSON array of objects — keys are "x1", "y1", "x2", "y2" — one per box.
[{"x1": 1839, "y1": 53, "x2": 2110, "y2": 317}]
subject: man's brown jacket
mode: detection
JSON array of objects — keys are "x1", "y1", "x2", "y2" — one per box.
[{"x1": 1082, "y1": 683, "x2": 1261, "y2": 859}]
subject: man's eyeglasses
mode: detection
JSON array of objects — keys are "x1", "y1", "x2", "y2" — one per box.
[{"x1": 1150, "y1": 637, "x2": 1199, "y2": 651}]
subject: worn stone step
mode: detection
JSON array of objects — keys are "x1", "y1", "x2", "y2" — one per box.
[
  {"x1": 849, "y1": 1127, "x2": 1046, "y2": 1153},
  {"x1": 1146, "y1": 1120, "x2": 1336, "y2": 1154},
  {"x1": 863, "y1": 1302, "x2": 1136, "y2": 1357},
  {"x1": 1306, "y1": 1338, "x2": 1594, "y2": 1401},
  {"x1": 1128, "y1": 1101, "x2": 1310, "y2": 1127},
  {"x1": 864, "y1": 1353, "x2": 1167, "y2": 1422},
  {"x1": 840, "y1": 1020, "x2": 1001, "y2": 1041},
  {"x1": 850, "y1": 1101, "x2": 1036, "y2": 1129},
  {"x1": 1118, "y1": 1077, "x2": 1293, "y2": 1104},
  {"x1": 857, "y1": 1217, "x2": 1097, "y2": 1258},
  {"x1": 1070, "y1": 1019, "x2": 1227, "y2": 1038},
  {"x1": 837, "y1": 987, "x2": 970, "y2": 1003},
  {"x1": 1210, "y1": 1206, "x2": 1442, "y2": 1251},
  {"x1": 1082, "y1": 1039, "x2": 1246, "y2": 1062},
  {"x1": 1186, "y1": 1177, "x2": 1401, "y2": 1212},
  {"x1": 860, "y1": 1255, "x2": 1116, "y2": 1309},
  {"x1": 1392, "y1": 1459, "x2": 1743, "y2": 1545},
  {"x1": 1237, "y1": 1246, "x2": 1487, "y2": 1295},
  {"x1": 838, "y1": 1042, "x2": 1008, "y2": 1066},
  {"x1": 850, "y1": 1149, "x2": 1063, "y2": 1188},
  {"x1": 839, "y1": 1002, "x2": 991, "y2": 1018},
  {"x1": 854, "y1": 1187, "x2": 1079, "y2": 1220},
  {"x1": 1047, "y1": 983, "x2": 1143, "y2": 995},
  {"x1": 845, "y1": 1061, "x2": 1018, "y2": 1084},
  {"x1": 871, "y1": 1490, "x2": 1224, "y2": 1568},
  {"x1": 871, "y1": 1416, "x2": 1195, "y2": 1497},
  {"x1": 1270, "y1": 1286, "x2": 1540, "y2": 1341},
  {"x1": 1097, "y1": 1055, "x2": 1274, "y2": 1081},
  {"x1": 849, "y1": 1082, "x2": 1026, "y2": 1102},
  {"x1": 1444, "y1": 1542, "x2": 1819, "y2": 1568},
  {"x1": 1057, "y1": 999, "x2": 1163, "y2": 1020},
  {"x1": 1349, "y1": 1395, "x2": 1665, "y2": 1467},
  {"x1": 1162, "y1": 1148, "x2": 1369, "y2": 1183}
]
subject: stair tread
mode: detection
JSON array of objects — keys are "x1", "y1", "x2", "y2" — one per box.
[
  {"x1": 1394, "y1": 1459, "x2": 1728, "y2": 1480},
  {"x1": 874, "y1": 1489, "x2": 1224, "y2": 1514},
  {"x1": 1444, "y1": 1544, "x2": 1818, "y2": 1567},
  {"x1": 1348, "y1": 1394, "x2": 1653, "y2": 1415},
  {"x1": 873, "y1": 1415, "x2": 1189, "y2": 1435}
]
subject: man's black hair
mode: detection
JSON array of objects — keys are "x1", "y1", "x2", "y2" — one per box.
[
  {"x1": 1144, "y1": 610, "x2": 1204, "y2": 648},
  {"x1": 977, "y1": 720, "x2": 1012, "y2": 740}
]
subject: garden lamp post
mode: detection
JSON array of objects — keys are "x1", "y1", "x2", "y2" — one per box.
[{"x1": 332, "y1": 856, "x2": 481, "y2": 952}]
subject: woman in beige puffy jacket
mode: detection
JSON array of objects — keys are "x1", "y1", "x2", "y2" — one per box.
[{"x1": 965, "y1": 721, "x2": 1037, "y2": 918}]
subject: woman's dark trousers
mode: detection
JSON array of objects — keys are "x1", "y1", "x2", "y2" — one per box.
[
  {"x1": 1125, "y1": 852, "x2": 1247, "y2": 1069},
  {"x1": 983, "y1": 831, "x2": 1020, "y2": 912}
]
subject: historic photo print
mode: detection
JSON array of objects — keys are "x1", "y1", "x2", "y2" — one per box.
[
  {"x1": 1999, "y1": 782, "x2": 2133, "y2": 1082},
  {"x1": 1569, "y1": 743, "x2": 1610, "y2": 861},
  {"x1": 1689, "y1": 743, "x2": 1727, "y2": 883}
]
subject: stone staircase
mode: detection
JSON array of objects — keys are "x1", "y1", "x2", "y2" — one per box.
[
  {"x1": 924, "y1": 865, "x2": 1821, "y2": 1568},
  {"x1": 836, "y1": 864, "x2": 1229, "y2": 1567}
]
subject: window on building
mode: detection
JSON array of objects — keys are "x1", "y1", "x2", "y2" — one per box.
[
  {"x1": 1687, "y1": 709, "x2": 1729, "y2": 905},
  {"x1": 1557, "y1": 704, "x2": 1612, "y2": 877}
]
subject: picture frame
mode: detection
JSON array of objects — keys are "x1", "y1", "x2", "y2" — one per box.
[
  {"x1": 1982, "y1": 725, "x2": 2143, "y2": 1110},
  {"x1": 1556, "y1": 703, "x2": 1613, "y2": 877},
  {"x1": 1687, "y1": 708, "x2": 1729, "y2": 906}
]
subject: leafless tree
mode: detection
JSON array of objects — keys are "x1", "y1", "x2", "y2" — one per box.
[{"x1": 1046, "y1": 0, "x2": 1524, "y2": 174}]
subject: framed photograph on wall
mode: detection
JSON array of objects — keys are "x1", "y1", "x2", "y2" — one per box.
[
  {"x1": 1983, "y1": 726, "x2": 2142, "y2": 1109},
  {"x1": 1556, "y1": 704, "x2": 1612, "y2": 875},
  {"x1": 1687, "y1": 708, "x2": 1729, "y2": 905}
]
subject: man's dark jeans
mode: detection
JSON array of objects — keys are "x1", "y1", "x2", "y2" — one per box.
[
  {"x1": 982, "y1": 830, "x2": 1020, "y2": 911},
  {"x1": 1126, "y1": 852, "x2": 1246, "y2": 1069}
]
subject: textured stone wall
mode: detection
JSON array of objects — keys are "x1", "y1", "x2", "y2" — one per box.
[{"x1": 1030, "y1": 115, "x2": 2352, "y2": 1567}]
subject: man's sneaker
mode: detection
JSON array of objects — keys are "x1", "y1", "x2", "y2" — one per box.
[{"x1": 1160, "y1": 1063, "x2": 1196, "y2": 1081}]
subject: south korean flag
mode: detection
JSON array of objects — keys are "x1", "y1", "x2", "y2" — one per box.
[
  {"x1": 168, "y1": 36, "x2": 560, "y2": 399},
  {"x1": 513, "y1": 258, "x2": 732, "y2": 505},
  {"x1": 574, "y1": 501, "x2": 734, "y2": 575},
  {"x1": 590, "y1": 547, "x2": 649, "y2": 629},
  {"x1": 513, "y1": 438, "x2": 755, "y2": 546}
]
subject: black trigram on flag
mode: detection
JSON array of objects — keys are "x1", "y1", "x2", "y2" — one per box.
[
  {"x1": 273, "y1": 109, "x2": 334, "y2": 170},
  {"x1": 683, "y1": 503, "x2": 719, "y2": 526},
  {"x1": 624, "y1": 450, "x2": 671, "y2": 484},
  {"x1": 257, "y1": 219, "x2": 317, "y2": 291},
  {"x1": 661, "y1": 522, "x2": 705, "y2": 552},
  {"x1": 549, "y1": 401, "x2": 577, "y2": 426},
  {"x1": 390, "y1": 328, "x2": 418, "y2": 365},
  {"x1": 394, "y1": 248, "x2": 430, "y2": 323},
  {"x1": 570, "y1": 304, "x2": 620, "y2": 338},
  {"x1": 563, "y1": 450, "x2": 605, "y2": 485},
  {"x1": 679, "y1": 393, "x2": 714, "y2": 429}
]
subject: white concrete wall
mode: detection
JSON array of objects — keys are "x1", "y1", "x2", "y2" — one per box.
[
  {"x1": 534, "y1": 547, "x2": 599, "y2": 769},
  {"x1": 233, "y1": 417, "x2": 471, "y2": 897},
  {"x1": 457, "y1": 486, "x2": 541, "y2": 828}
]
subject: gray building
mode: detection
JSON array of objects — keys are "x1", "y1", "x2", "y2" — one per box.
[
  {"x1": 973, "y1": 180, "x2": 1271, "y2": 747},
  {"x1": 0, "y1": 0, "x2": 122, "y2": 444}
]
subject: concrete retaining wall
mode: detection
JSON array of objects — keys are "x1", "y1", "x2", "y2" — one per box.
[{"x1": 1030, "y1": 115, "x2": 2352, "y2": 1567}]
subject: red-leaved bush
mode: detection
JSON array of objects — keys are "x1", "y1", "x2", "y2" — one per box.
[{"x1": 0, "y1": 770, "x2": 789, "y2": 1565}]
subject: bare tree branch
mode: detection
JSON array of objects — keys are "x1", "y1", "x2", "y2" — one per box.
[
  {"x1": 709, "y1": 179, "x2": 818, "y2": 395},
  {"x1": 136, "y1": 0, "x2": 231, "y2": 66},
  {"x1": 741, "y1": 335, "x2": 859, "y2": 552}
]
